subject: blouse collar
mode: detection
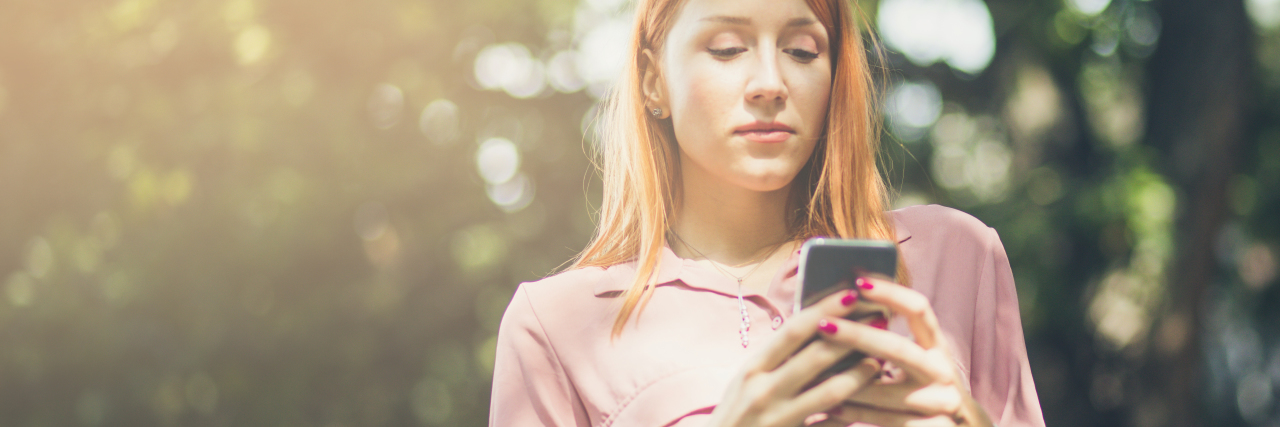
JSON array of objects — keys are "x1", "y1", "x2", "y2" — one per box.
[{"x1": 591, "y1": 214, "x2": 912, "y2": 298}]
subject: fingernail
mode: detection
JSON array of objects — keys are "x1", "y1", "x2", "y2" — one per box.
[
  {"x1": 817, "y1": 319, "x2": 838, "y2": 334},
  {"x1": 870, "y1": 318, "x2": 888, "y2": 330},
  {"x1": 840, "y1": 290, "x2": 858, "y2": 306},
  {"x1": 857, "y1": 278, "x2": 874, "y2": 290},
  {"x1": 873, "y1": 357, "x2": 885, "y2": 366},
  {"x1": 829, "y1": 406, "x2": 843, "y2": 416}
]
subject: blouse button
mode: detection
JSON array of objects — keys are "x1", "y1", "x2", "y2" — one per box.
[{"x1": 771, "y1": 316, "x2": 784, "y2": 330}]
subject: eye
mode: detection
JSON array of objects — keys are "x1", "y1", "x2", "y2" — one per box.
[
  {"x1": 708, "y1": 47, "x2": 746, "y2": 59},
  {"x1": 784, "y1": 48, "x2": 819, "y2": 62}
]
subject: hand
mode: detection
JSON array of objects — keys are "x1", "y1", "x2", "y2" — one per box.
[
  {"x1": 811, "y1": 277, "x2": 993, "y2": 427},
  {"x1": 704, "y1": 287, "x2": 883, "y2": 427}
]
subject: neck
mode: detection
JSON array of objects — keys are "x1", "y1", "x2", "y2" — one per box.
[{"x1": 669, "y1": 161, "x2": 795, "y2": 265}]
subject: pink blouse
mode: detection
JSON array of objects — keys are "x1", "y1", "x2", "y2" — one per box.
[{"x1": 489, "y1": 205, "x2": 1045, "y2": 427}]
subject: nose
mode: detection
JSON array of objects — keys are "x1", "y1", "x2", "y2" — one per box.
[{"x1": 744, "y1": 48, "x2": 788, "y2": 107}]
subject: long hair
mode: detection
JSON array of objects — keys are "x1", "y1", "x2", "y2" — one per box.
[{"x1": 572, "y1": 0, "x2": 907, "y2": 337}]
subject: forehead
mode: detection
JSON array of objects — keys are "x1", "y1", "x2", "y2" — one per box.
[{"x1": 668, "y1": 0, "x2": 823, "y2": 33}]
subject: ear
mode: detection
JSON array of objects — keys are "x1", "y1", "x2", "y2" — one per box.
[{"x1": 639, "y1": 49, "x2": 670, "y2": 119}]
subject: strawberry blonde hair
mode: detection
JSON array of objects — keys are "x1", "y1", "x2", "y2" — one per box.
[{"x1": 572, "y1": 0, "x2": 907, "y2": 336}]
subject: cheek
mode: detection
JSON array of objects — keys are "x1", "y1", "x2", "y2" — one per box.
[
  {"x1": 670, "y1": 64, "x2": 741, "y2": 143},
  {"x1": 795, "y1": 69, "x2": 832, "y2": 126}
]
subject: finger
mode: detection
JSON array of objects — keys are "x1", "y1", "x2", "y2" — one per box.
[
  {"x1": 855, "y1": 277, "x2": 942, "y2": 350},
  {"x1": 750, "y1": 288, "x2": 861, "y2": 371},
  {"x1": 777, "y1": 357, "x2": 881, "y2": 422},
  {"x1": 846, "y1": 382, "x2": 964, "y2": 418},
  {"x1": 826, "y1": 403, "x2": 958, "y2": 427},
  {"x1": 769, "y1": 335, "x2": 855, "y2": 395},
  {"x1": 817, "y1": 317, "x2": 954, "y2": 382}
]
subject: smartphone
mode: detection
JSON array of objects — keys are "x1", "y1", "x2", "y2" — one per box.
[{"x1": 795, "y1": 238, "x2": 897, "y2": 386}]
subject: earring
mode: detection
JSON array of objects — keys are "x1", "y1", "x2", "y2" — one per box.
[{"x1": 650, "y1": 108, "x2": 662, "y2": 117}]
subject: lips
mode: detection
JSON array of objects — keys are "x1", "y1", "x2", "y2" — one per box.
[{"x1": 733, "y1": 121, "x2": 795, "y2": 143}]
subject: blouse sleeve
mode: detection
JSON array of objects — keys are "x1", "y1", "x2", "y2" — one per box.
[
  {"x1": 969, "y1": 227, "x2": 1045, "y2": 427},
  {"x1": 489, "y1": 284, "x2": 590, "y2": 427}
]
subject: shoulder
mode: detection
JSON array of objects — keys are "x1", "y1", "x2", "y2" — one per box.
[
  {"x1": 890, "y1": 204, "x2": 997, "y2": 249},
  {"x1": 518, "y1": 265, "x2": 615, "y2": 301},
  {"x1": 500, "y1": 265, "x2": 616, "y2": 331}
]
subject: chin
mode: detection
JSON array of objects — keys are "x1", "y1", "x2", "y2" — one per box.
[{"x1": 733, "y1": 171, "x2": 798, "y2": 193}]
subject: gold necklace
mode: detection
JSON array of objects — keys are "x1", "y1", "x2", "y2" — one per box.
[{"x1": 668, "y1": 231, "x2": 790, "y2": 348}]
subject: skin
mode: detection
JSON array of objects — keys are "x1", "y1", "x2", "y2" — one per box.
[{"x1": 639, "y1": 0, "x2": 995, "y2": 425}]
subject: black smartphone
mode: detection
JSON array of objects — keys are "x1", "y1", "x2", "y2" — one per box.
[{"x1": 794, "y1": 238, "x2": 897, "y2": 386}]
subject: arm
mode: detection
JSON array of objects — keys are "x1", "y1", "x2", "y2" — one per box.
[
  {"x1": 968, "y1": 228, "x2": 1045, "y2": 427},
  {"x1": 817, "y1": 227, "x2": 1043, "y2": 427},
  {"x1": 489, "y1": 285, "x2": 590, "y2": 427}
]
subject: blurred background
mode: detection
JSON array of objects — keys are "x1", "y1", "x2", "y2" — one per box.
[{"x1": 0, "y1": 0, "x2": 1277, "y2": 425}]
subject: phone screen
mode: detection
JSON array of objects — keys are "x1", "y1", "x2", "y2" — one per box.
[
  {"x1": 794, "y1": 238, "x2": 898, "y2": 388},
  {"x1": 796, "y1": 238, "x2": 897, "y2": 313}
]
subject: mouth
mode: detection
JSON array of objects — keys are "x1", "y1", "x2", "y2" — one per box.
[{"x1": 733, "y1": 121, "x2": 795, "y2": 143}]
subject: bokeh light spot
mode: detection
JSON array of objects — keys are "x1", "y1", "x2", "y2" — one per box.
[
  {"x1": 487, "y1": 173, "x2": 535, "y2": 213},
  {"x1": 161, "y1": 169, "x2": 193, "y2": 206},
  {"x1": 475, "y1": 137, "x2": 520, "y2": 185},
  {"x1": 367, "y1": 83, "x2": 404, "y2": 130},
  {"x1": 877, "y1": 0, "x2": 996, "y2": 75},
  {"x1": 184, "y1": 373, "x2": 219, "y2": 415},
  {"x1": 5, "y1": 272, "x2": 35, "y2": 307},
  {"x1": 1236, "y1": 371, "x2": 1273, "y2": 423},
  {"x1": 353, "y1": 202, "x2": 390, "y2": 241},
  {"x1": 1239, "y1": 244, "x2": 1276, "y2": 290},
  {"x1": 473, "y1": 43, "x2": 545, "y2": 99},
  {"x1": 546, "y1": 50, "x2": 585, "y2": 93},
  {"x1": 886, "y1": 80, "x2": 942, "y2": 142},
  {"x1": 575, "y1": 18, "x2": 630, "y2": 98},
  {"x1": 107, "y1": 145, "x2": 136, "y2": 181},
  {"x1": 1125, "y1": 6, "x2": 1161, "y2": 47},
  {"x1": 234, "y1": 25, "x2": 271, "y2": 65},
  {"x1": 1068, "y1": 0, "x2": 1112, "y2": 16},
  {"x1": 222, "y1": 0, "x2": 256, "y2": 28},
  {"x1": 419, "y1": 99, "x2": 461, "y2": 146},
  {"x1": 410, "y1": 378, "x2": 451, "y2": 425},
  {"x1": 475, "y1": 335, "x2": 498, "y2": 378},
  {"x1": 25, "y1": 236, "x2": 54, "y2": 280},
  {"x1": 72, "y1": 237, "x2": 104, "y2": 275},
  {"x1": 109, "y1": 0, "x2": 156, "y2": 33},
  {"x1": 451, "y1": 225, "x2": 508, "y2": 273},
  {"x1": 1246, "y1": 0, "x2": 1280, "y2": 30}
]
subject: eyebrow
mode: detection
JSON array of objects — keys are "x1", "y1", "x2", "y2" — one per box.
[{"x1": 699, "y1": 15, "x2": 818, "y2": 28}]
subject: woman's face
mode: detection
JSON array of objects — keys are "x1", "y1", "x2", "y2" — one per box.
[{"x1": 654, "y1": 0, "x2": 831, "y2": 193}]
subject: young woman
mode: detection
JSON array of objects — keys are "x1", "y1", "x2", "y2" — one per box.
[{"x1": 489, "y1": 0, "x2": 1044, "y2": 425}]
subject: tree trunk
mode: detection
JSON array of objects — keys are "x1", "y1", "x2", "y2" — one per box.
[{"x1": 1143, "y1": 0, "x2": 1255, "y2": 425}]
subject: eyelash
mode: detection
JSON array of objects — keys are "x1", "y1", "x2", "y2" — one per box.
[
  {"x1": 707, "y1": 47, "x2": 819, "y2": 62},
  {"x1": 784, "y1": 48, "x2": 819, "y2": 61},
  {"x1": 708, "y1": 47, "x2": 746, "y2": 58}
]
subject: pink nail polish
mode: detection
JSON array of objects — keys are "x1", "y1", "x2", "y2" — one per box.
[
  {"x1": 870, "y1": 318, "x2": 888, "y2": 330},
  {"x1": 840, "y1": 290, "x2": 858, "y2": 306},
  {"x1": 829, "y1": 406, "x2": 843, "y2": 416},
  {"x1": 817, "y1": 319, "x2": 838, "y2": 334},
  {"x1": 857, "y1": 278, "x2": 874, "y2": 290}
]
